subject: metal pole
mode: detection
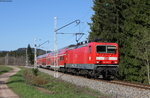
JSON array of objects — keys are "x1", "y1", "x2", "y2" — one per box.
[
  {"x1": 5, "y1": 53, "x2": 9, "y2": 65},
  {"x1": 26, "y1": 48, "x2": 28, "y2": 66},
  {"x1": 54, "y1": 16, "x2": 58, "y2": 78},
  {"x1": 53, "y1": 18, "x2": 81, "y2": 78},
  {"x1": 46, "y1": 49, "x2": 47, "y2": 66},
  {"x1": 34, "y1": 39, "x2": 37, "y2": 68}
]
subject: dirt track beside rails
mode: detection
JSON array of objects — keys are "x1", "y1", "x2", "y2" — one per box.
[{"x1": 0, "y1": 66, "x2": 20, "y2": 98}]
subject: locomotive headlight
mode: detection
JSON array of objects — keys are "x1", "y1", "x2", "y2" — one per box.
[
  {"x1": 96, "y1": 57, "x2": 104, "y2": 60},
  {"x1": 96, "y1": 61, "x2": 99, "y2": 63},
  {"x1": 114, "y1": 61, "x2": 118, "y2": 64},
  {"x1": 112, "y1": 61, "x2": 118, "y2": 64},
  {"x1": 109, "y1": 57, "x2": 117, "y2": 60}
]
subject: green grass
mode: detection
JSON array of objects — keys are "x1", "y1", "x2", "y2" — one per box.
[
  {"x1": 8, "y1": 67, "x2": 108, "y2": 98},
  {"x1": 0, "y1": 65, "x2": 12, "y2": 75}
]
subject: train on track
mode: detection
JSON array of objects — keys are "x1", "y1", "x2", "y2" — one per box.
[{"x1": 37, "y1": 41, "x2": 119, "y2": 79}]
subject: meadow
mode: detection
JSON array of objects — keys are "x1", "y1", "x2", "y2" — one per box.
[{"x1": 8, "y1": 67, "x2": 108, "y2": 98}]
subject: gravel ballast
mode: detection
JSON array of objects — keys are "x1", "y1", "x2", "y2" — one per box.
[{"x1": 38, "y1": 68, "x2": 150, "y2": 98}]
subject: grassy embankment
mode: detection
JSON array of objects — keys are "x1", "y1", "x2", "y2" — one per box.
[
  {"x1": 8, "y1": 67, "x2": 109, "y2": 98},
  {"x1": 0, "y1": 65, "x2": 12, "y2": 75}
]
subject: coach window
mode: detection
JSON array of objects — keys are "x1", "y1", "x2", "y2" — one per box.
[
  {"x1": 89, "y1": 46, "x2": 92, "y2": 53},
  {"x1": 60, "y1": 56, "x2": 64, "y2": 60}
]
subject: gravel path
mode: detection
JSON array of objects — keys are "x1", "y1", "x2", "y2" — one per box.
[
  {"x1": 39, "y1": 68, "x2": 150, "y2": 98},
  {"x1": 0, "y1": 66, "x2": 20, "y2": 98}
]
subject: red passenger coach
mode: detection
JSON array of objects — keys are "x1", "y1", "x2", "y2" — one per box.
[
  {"x1": 37, "y1": 54, "x2": 48, "y2": 68},
  {"x1": 37, "y1": 42, "x2": 119, "y2": 79}
]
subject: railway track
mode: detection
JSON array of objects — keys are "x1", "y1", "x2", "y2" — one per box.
[
  {"x1": 57, "y1": 69, "x2": 150, "y2": 90},
  {"x1": 76, "y1": 76, "x2": 150, "y2": 90},
  {"x1": 110, "y1": 80, "x2": 150, "y2": 90},
  {"x1": 82, "y1": 76, "x2": 150, "y2": 90},
  {"x1": 37, "y1": 67, "x2": 150, "y2": 98},
  {"x1": 38, "y1": 67, "x2": 150, "y2": 90},
  {"x1": 63, "y1": 72, "x2": 150, "y2": 90},
  {"x1": 80, "y1": 75, "x2": 150, "y2": 90}
]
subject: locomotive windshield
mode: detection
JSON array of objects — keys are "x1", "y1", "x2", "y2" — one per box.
[{"x1": 97, "y1": 45, "x2": 116, "y2": 54}]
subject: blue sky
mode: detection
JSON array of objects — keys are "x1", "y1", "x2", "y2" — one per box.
[{"x1": 0, "y1": 0, "x2": 94, "y2": 51}]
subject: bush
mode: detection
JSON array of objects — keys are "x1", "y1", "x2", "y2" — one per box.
[
  {"x1": 32, "y1": 76, "x2": 49, "y2": 86},
  {"x1": 32, "y1": 68, "x2": 39, "y2": 76},
  {"x1": 23, "y1": 69, "x2": 34, "y2": 84},
  {"x1": 23, "y1": 68, "x2": 49, "y2": 86}
]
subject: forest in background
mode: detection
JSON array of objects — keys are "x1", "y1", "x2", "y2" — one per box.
[
  {"x1": 89, "y1": 0, "x2": 150, "y2": 84},
  {"x1": 0, "y1": 45, "x2": 47, "y2": 66}
]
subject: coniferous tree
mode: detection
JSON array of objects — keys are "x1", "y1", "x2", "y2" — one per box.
[
  {"x1": 89, "y1": 0, "x2": 124, "y2": 42},
  {"x1": 120, "y1": 0, "x2": 150, "y2": 83},
  {"x1": 27, "y1": 44, "x2": 34, "y2": 65},
  {"x1": 89, "y1": 0, "x2": 150, "y2": 84}
]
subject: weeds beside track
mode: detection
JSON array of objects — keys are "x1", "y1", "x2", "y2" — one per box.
[{"x1": 8, "y1": 67, "x2": 108, "y2": 98}]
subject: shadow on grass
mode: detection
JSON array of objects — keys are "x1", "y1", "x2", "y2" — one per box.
[
  {"x1": 0, "y1": 70, "x2": 8, "y2": 74},
  {"x1": 9, "y1": 74, "x2": 23, "y2": 78},
  {"x1": 7, "y1": 74, "x2": 24, "y2": 84},
  {"x1": 7, "y1": 80, "x2": 24, "y2": 84},
  {"x1": 0, "y1": 70, "x2": 8, "y2": 72}
]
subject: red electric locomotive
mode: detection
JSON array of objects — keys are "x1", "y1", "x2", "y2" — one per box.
[{"x1": 37, "y1": 41, "x2": 119, "y2": 79}]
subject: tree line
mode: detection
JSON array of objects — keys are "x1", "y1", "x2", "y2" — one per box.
[
  {"x1": 0, "y1": 44, "x2": 47, "y2": 66},
  {"x1": 89, "y1": 0, "x2": 150, "y2": 84}
]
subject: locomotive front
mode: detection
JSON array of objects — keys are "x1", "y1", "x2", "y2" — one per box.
[{"x1": 92, "y1": 42, "x2": 119, "y2": 79}]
